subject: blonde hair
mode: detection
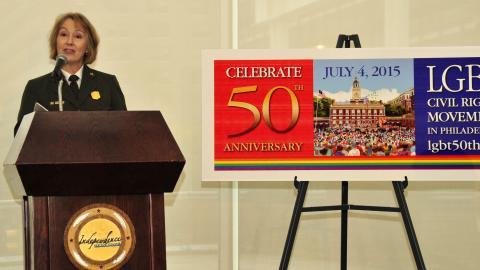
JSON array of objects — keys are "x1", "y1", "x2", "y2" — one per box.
[{"x1": 49, "y1": 12, "x2": 99, "y2": 64}]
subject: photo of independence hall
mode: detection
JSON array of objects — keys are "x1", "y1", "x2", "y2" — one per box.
[{"x1": 314, "y1": 78, "x2": 416, "y2": 157}]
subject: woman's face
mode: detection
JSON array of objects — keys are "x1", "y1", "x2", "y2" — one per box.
[{"x1": 56, "y1": 18, "x2": 88, "y2": 66}]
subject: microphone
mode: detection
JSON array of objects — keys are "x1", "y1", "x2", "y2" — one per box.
[{"x1": 52, "y1": 54, "x2": 68, "y2": 81}]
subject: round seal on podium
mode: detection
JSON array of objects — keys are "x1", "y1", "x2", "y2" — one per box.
[{"x1": 64, "y1": 204, "x2": 136, "y2": 270}]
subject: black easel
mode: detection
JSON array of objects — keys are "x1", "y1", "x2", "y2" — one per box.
[{"x1": 279, "y1": 34, "x2": 426, "y2": 270}]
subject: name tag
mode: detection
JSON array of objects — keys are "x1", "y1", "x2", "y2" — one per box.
[{"x1": 49, "y1": 101, "x2": 65, "y2": 105}]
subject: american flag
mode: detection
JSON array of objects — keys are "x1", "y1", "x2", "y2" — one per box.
[{"x1": 317, "y1": 90, "x2": 326, "y2": 98}]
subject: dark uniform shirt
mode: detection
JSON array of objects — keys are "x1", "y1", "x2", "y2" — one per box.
[{"x1": 15, "y1": 65, "x2": 127, "y2": 135}]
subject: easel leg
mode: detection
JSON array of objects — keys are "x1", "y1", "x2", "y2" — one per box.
[
  {"x1": 279, "y1": 180, "x2": 309, "y2": 270},
  {"x1": 392, "y1": 181, "x2": 427, "y2": 270},
  {"x1": 341, "y1": 181, "x2": 348, "y2": 270}
]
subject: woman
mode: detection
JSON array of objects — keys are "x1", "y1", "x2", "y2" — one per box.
[{"x1": 15, "y1": 12, "x2": 126, "y2": 134}]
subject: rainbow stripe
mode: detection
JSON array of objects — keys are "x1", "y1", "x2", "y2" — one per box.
[{"x1": 215, "y1": 156, "x2": 480, "y2": 170}]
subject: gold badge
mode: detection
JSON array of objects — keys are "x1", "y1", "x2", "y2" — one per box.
[
  {"x1": 64, "y1": 204, "x2": 136, "y2": 270},
  {"x1": 91, "y1": 90, "x2": 101, "y2": 100}
]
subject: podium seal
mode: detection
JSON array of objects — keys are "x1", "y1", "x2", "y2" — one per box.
[{"x1": 64, "y1": 204, "x2": 136, "y2": 270}]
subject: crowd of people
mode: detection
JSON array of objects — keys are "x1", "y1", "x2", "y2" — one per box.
[{"x1": 314, "y1": 125, "x2": 416, "y2": 157}]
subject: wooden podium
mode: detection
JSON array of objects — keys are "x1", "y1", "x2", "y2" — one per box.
[{"x1": 4, "y1": 111, "x2": 185, "y2": 270}]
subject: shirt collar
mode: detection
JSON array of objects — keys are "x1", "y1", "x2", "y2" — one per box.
[{"x1": 61, "y1": 65, "x2": 84, "y2": 86}]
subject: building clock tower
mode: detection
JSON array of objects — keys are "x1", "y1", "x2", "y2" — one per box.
[{"x1": 351, "y1": 77, "x2": 361, "y2": 102}]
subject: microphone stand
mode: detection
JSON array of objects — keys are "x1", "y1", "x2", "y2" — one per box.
[
  {"x1": 57, "y1": 80, "x2": 64, "y2": 111},
  {"x1": 53, "y1": 71, "x2": 64, "y2": 111},
  {"x1": 52, "y1": 55, "x2": 67, "y2": 112}
]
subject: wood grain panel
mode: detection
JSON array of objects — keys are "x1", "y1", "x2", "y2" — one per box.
[{"x1": 26, "y1": 194, "x2": 166, "y2": 269}]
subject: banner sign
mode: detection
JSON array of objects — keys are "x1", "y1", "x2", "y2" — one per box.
[{"x1": 202, "y1": 48, "x2": 480, "y2": 181}]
